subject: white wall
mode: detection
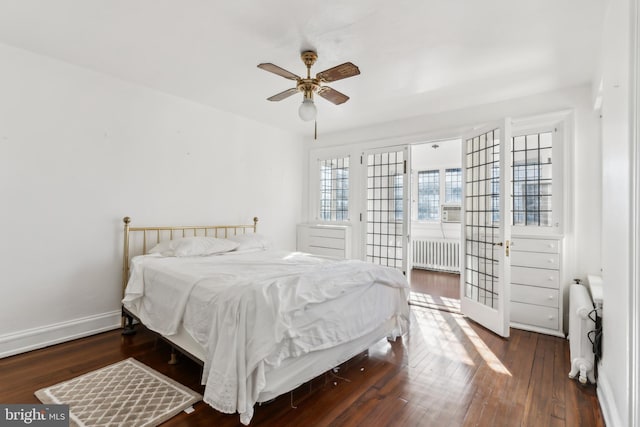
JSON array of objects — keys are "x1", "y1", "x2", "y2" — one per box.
[
  {"x1": 0, "y1": 43, "x2": 303, "y2": 357},
  {"x1": 596, "y1": 0, "x2": 633, "y2": 425},
  {"x1": 305, "y1": 84, "x2": 602, "y2": 286}
]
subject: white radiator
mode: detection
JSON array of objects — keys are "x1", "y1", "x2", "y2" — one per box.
[
  {"x1": 412, "y1": 239, "x2": 460, "y2": 273},
  {"x1": 568, "y1": 283, "x2": 596, "y2": 384}
]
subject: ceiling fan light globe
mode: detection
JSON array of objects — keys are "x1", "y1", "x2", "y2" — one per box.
[{"x1": 298, "y1": 99, "x2": 317, "y2": 121}]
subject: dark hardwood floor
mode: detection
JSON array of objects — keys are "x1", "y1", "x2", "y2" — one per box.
[
  {"x1": 410, "y1": 268, "x2": 461, "y2": 313},
  {"x1": 0, "y1": 302, "x2": 603, "y2": 426},
  {"x1": 411, "y1": 268, "x2": 461, "y2": 300}
]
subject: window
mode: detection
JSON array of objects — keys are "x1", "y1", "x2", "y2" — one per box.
[
  {"x1": 445, "y1": 168, "x2": 462, "y2": 203},
  {"x1": 511, "y1": 131, "x2": 553, "y2": 226},
  {"x1": 417, "y1": 170, "x2": 440, "y2": 221},
  {"x1": 319, "y1": 157, "x2": 349, "y2": 221}
]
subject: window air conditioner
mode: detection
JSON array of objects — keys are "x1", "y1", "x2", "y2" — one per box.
[{"x1": 441, "y1": 205, "x2": 462, "y2": 223}]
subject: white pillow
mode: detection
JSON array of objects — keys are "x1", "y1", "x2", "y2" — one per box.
[
  {"x1": 148, "y1": 240, "x2": 174, "y2": 256},
  {"x1": 227, "y1": 233, "x2": 271, "y2": 251},
  {"x1": 148, "y1": 237, "x2": 239, "y2": 257}
]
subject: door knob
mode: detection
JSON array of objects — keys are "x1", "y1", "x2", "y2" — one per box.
[{"x1": 492, "y1": 240, "x2": 509, "y2": 256}]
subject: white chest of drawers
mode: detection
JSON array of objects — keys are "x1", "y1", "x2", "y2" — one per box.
[
  {"x1": 296, "y1": 224, "x2": 352, "y2": 259},
  {"x1": 510, "y1": 236, "x2": 564, "y2": 337}
]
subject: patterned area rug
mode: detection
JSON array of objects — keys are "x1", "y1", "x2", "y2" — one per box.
[{"x1": 35, "y1": 358, "x2": 202, "y2": 427}]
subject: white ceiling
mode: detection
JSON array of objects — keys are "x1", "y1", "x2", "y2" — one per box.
[{"x1": 0, "y1": 0, "x2": 604, "y2": 136}]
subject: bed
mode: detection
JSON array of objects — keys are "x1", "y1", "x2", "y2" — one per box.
[{"x1": 120, "y1": 216, "x2": 410, "y2": 425}]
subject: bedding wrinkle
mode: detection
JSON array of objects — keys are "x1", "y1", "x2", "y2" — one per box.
[{"x1": 122, "y1": 250, "x2": 410, "y2": 425}]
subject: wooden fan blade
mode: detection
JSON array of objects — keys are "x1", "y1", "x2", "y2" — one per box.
[
  {"x1": 267, "y1": 88, "x2": 299, "y2": 101},
  {"x1": 316, "y1": 62, "x2": 360, "y2": 82},
  {"x1": 317, "y1": 86, "x2": 350, "y2": 105},
  {"x1": 257, "y1": 63, "x2": 301, "y2": 80}
]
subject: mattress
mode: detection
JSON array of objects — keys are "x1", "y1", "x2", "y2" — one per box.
[{"x1": 123, "y1": 249, "x2": 410, "y2": 424}]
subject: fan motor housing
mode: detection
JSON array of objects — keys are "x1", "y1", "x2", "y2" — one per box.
[
  {"x1": 297, "y1": 79, "x2": 320, "y2": 98},
  {"x1": 298, "y1": 51, "x2": 320, "y2": 98},
  {"x1": 301, "y1": 51, "x2": 318, "y2": 68}
]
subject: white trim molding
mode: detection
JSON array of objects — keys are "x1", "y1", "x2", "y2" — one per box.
[
  {"x1": 598, "y1": 370, "x2": 625, "y2": 427},
  {"x1": 0, "y1": 311, "x2": 121, "y2": 359},
  {"x1": 630, "y1": 1, "x2": 639, "y2": 426}
]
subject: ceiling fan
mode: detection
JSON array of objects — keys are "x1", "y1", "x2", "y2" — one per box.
[{"x1": 258, "y1": 51, "x2": 360, "y2": 122}]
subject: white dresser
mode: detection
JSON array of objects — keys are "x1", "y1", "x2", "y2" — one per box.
[
  {"x1": 296, "y1": 224, "x2": 351, "y2": 259},
  {"x1": 510, "y1": 236, "x2": 564, "y2": 337}
]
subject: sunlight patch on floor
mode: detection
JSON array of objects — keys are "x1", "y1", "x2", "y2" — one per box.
[
  {"x1": 410, "y1": 291, "x2": 461, "y2": 312},
  {"x1": 411, "y1": 308, "x2": 474, "y2": 367},
  {"x1": 453, "y1": 316, "x2": 512, "y2": 376}
]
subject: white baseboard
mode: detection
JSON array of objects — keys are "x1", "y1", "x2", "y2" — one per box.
[
  {"x1": 597, "y1": 368, "x2": 624, "y2": 427},
  {"x1": 0, "y1": 311, "x2": 121, "y2": 359}
]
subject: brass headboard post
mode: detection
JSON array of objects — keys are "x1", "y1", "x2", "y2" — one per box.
[
  {"x1": 253, "y1": 217, "x2": 259, "y2": 233},
  {"x1": 121, "y1": 216, "x2": 131, "y2": 328},
  {"x1": 122, "y1": 216, "x2": 131, "y2": 298}
]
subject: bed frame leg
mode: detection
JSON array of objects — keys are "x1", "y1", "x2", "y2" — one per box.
[
  {"x1": 121, "y1": 310, "x2": 137, "y2": 336},
  {"x1": 168, "y1": 348, "x2": 179, "y2": 365}
]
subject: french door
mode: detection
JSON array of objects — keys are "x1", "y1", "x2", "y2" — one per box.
[
  {"x1": 363, "y1": 146, "x2": 409, "y2": 273},
  {"x1": 460, "y1": 120, "x2": 512, "y2": 337}
]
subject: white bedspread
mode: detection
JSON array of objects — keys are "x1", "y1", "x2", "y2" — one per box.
[{"x1": 123, "y1": 250, "x2": 409, "y2": 424}]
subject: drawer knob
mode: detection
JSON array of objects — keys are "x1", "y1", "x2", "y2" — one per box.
[
  {"x1": 548, "y1": 295, "x2": 554, "y2": 300},
  {"x1": 548, "y1": 277, "x2": 554, "y2": 281},
  {"x1": 548, "y1": 244, "x2": 555, "y2": 248},
  {"x1": 548, "y1": 315, "x2": 554, "y2": 320},
  {"x1": 548, "y1": 259, "x2": 554, "y2": 263}
]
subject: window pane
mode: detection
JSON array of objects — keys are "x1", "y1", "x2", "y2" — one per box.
[
  {"x1": 540, "y1": 132, "x2": 552, "y2": 148},
  {"x1": 445, "y1": 168, "x2": 462, "y2": 204},
  {"x1": 417, "y1": 170, "x2": 440, "y2": 220},
  {"x1": 319, "y1": 157, "x2": 349, "y2": 221},
  {"x1": 511, "y1": 131, "x2": 553, "y2": 227},
  {"x1": 513, "y1": 135, "x2": 526, "y2": 151}
]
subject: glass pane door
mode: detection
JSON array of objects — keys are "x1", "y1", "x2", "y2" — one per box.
[
  {"x1": 460, "y1": 121, "x2": 511, "y2": 337},
  {"x1": 364, "y1": 147, "x2": 408, "y2": 272}
]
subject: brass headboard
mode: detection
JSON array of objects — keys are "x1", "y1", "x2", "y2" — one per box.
[{"x1": 121, "y1": 216, "x2": 259, "y2": 297}]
